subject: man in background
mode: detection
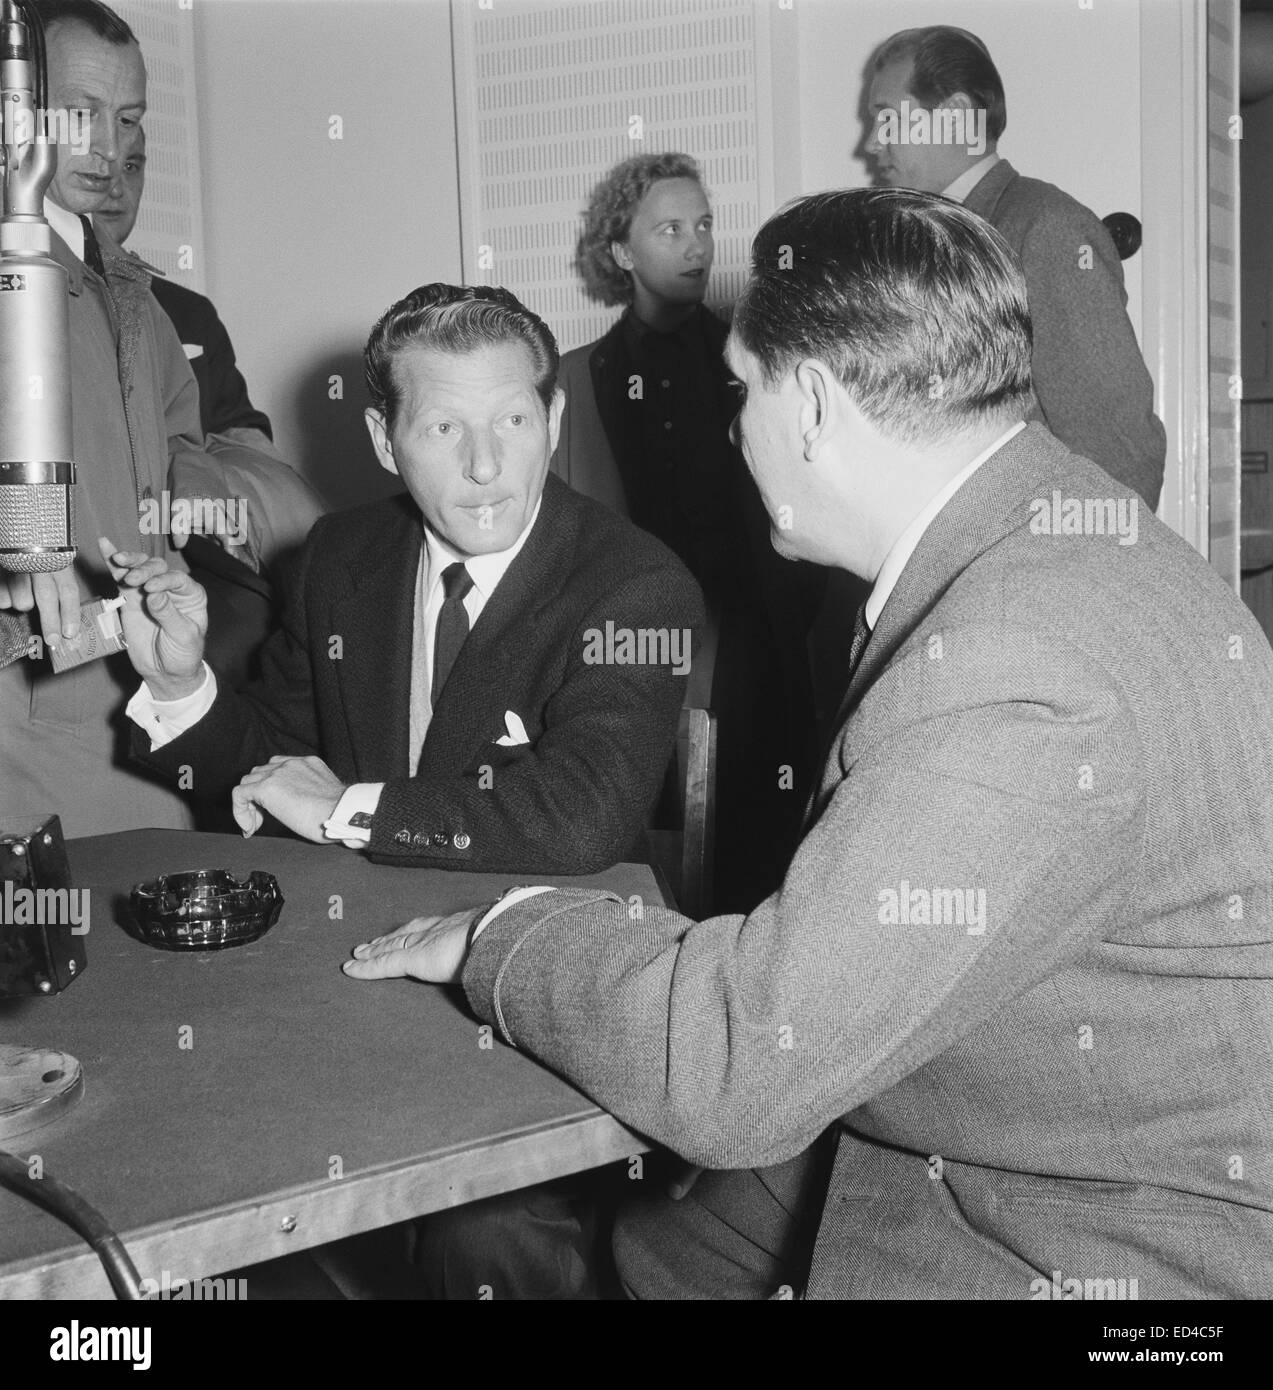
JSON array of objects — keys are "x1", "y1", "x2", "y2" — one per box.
[
  {"x1": 94, "y1": 132, "x2": 275, "y2": 444},
  {"x1": 863, "y1": 24, "x2": 1166, "y2": 506},
  {"x1": 94, "y1": 126, "x2": 326, "y2": 684},
  {"x1": 0, "y1": 0, "x2": 249, "y2": 835},
  {"x1": 803, "y1": 21, "x2": 1174, "y2": 734}
]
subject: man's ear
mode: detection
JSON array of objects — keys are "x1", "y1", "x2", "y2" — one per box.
[
  {"x1": 794, "y1": 359, "x2": 835, "y2": 459},
  {"x1": 546, "y1": 387, "x2": 565, "y2": 455},
  {"x1": 944, "y1": 90, "x2": 991, "y2": 155},
  {"x1": 364, "y1": 408, "x2": 399, "y2": 477},
  {"x1": 610, "y1": 240, "x2": 634, "y2": 272}
]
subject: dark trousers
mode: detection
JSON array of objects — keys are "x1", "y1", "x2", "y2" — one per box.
[
  {"x1": 410, "y1": 1174, "x2": 606, "y2": 1300},
  {"x1": 407, "y1": 1138, "x2": 834, "y2": 1300},
  {"x1": 613, "y1": 1139, "x2": 836, "y2": 1299}
]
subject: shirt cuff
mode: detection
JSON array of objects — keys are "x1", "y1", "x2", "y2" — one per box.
[
  {"x1": 323, "y1": 783, "x2": 384, "y2": 844},
  {"x1": 125, "y1": 663, "x2": 216, "y2": 750},
  {"x1": 470, "y1": 886, "x2": 557, "y2": 945}
]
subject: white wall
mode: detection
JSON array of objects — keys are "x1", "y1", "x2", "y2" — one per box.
[
  {"x1": 193, "y1": 0, "x2": 463, "y2": 510},
  {"x1": 786, "y1": 0, "x2": 1146, "y2": 337}
]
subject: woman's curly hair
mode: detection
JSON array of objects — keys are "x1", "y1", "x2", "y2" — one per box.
[{"x1": 574, "y1": 152, "x2": 705, "y2": 306}]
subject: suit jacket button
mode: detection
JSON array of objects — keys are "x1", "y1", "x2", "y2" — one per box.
[
  {"x1": 412, "y1": 832, "x2": 428, "y2": 847},
  {"x1": 453, "y1": 832, "x2": 470, "y2": 850},
  {"x1": 432, "y1": 831, "x2": 448, "y2": 846},
  {"x1": 394, "y1": 829, "x2": 410, "y2": 845}
]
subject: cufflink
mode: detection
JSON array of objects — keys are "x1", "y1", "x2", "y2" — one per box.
[{"x1": 347, "y1": 812, "x2": 374, "y2": 830}]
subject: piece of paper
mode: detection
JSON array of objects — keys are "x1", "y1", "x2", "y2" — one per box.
[{"x1": 48, "y1": 598, "x2": 127, "y2": 673}]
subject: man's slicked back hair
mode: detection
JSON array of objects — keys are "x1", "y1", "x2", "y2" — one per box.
[
  {"x1": 574, "y1": 152, "x2": 705, "y2": 306},
  {"x1": 734, "y1": 188, "x2": 1032, "y2": 444},
  {"x1": 871, "y1": 26, "x2": 1006, "y2": 142},
  {"x1": 364, "y1": 283, "x2": 560, "y2": 431},
  {"x1": 33, "y1": 0, "x2": 136, "y2": 43}
]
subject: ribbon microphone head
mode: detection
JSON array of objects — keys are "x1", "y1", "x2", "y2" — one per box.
[{"x1": 0, "y1": 0, "x2": 76, "y2": 575}]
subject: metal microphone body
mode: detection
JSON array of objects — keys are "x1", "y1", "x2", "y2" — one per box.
[{"x1": 0, "y1": 0, "x2": 75, "y2": 574}]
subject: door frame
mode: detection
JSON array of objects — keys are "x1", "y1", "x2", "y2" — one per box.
[{"x1": 1140, "y1": 0, "x2": 1212, "y2": 559}]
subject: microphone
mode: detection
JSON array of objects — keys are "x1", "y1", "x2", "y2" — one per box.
[{"x1": 0, "y1": 0, "x2": 75, "y2": 574}]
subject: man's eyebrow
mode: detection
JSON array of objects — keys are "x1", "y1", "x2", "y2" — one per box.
[{"x1": 60, "y1": 91, "x2": 146, "y2": 113}]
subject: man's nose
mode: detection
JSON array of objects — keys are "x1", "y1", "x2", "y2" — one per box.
[
  {"x1": 90, "y1": 112, "x2": 119, "y2": 165},
  {"x1": 864, "y1": 122, "x2": 881, "y2": 157},
  {"x1": 687, "y1": 232, "x2": 710, "y2": 262},
  {"x1": 465, "y1": 432, "x2": 502, "y2": 484}
]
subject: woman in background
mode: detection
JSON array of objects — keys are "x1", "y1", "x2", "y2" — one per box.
[{"x1": 554, "y1": 153, "x2": 824, "y2": 915}]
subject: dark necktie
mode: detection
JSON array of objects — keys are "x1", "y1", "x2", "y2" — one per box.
[
  {"x1": 811, "y1": 602, "x2": 874, "y2": 785},
  {"x1": 431, "y1": 561, "x2": 474, "y2": 707},
  {"x1": 847, "y1": 603, "x2": 872, "y2": 680},
  {"x1": 79, "y1": 216, "x2": 105, "y2": 276}
]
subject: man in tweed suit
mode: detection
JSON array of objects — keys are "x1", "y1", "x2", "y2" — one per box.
[{"x1": 348, "y1": 190, "x2": 1273, "y2": 1299}]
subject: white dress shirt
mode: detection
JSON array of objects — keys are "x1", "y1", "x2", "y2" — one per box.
[
  {"x1": 43, "y1": 197, "x2": 85, "y2": 260},
  {"x1": 940, "y1": 152, "x2": 1001, "y2": 205},
  {"x1": 864, "y1": 421, "x2": 1025, "y2": 631},
  {"x1": 125, "y1": 499, "x2": 541, "y2": 845}
]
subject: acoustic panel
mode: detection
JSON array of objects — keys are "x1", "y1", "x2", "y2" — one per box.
[{"x1": 112, "y1": 0, "x2": 205, "y2": 292}]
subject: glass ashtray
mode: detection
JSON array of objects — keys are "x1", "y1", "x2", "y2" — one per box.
[{"x1": 127, "y1": 869, "x2": 284, "y2": 951}]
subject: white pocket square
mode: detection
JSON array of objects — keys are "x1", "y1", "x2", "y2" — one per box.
[
  {"x1": 183, "y1": 343, "x2": 204, "y2": 360},
  {"x1": 495, "y1": 710, "x2": 530, "y2": 746}
]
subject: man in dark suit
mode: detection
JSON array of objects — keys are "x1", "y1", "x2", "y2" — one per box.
[
  {"x1": 94, "y1": 129, "x2": 275, "y2": 444},
  {"x1": 104, "y1": 283, "x2": 703, "y2": 877},
  {"x1": 345, "y1": 191, "x2": 1273, "y2": 1300}
]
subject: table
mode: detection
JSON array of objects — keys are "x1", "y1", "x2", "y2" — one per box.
[{"x1": 0, "y1": 830, "x2": 658, "y2": 1299}]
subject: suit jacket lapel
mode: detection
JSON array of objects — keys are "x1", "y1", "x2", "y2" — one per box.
[
  {"x1": 331, "y1": 496, "x2": 418, "y2": 779},
  {"x1": 962, "y1": 159, "x2": 1019, "y2": 223}
]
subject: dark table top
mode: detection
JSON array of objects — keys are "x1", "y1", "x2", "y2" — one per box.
[{"x1": 0, "y1": 830, "x2": 658, "y2": 1298}]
